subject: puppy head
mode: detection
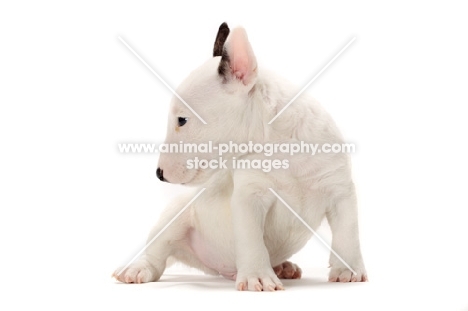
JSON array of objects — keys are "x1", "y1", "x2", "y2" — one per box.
[{"x1": 157, "y1": 23, "x2": 258, "y2": 185}]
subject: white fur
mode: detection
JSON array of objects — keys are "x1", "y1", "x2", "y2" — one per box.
[{"x1": 114, "y1": 25, "x2": 367, "y2": 291}]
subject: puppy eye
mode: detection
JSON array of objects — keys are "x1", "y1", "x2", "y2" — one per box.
[{"x1": 178, "y1": 117, "x2": 188, "y2": 127}]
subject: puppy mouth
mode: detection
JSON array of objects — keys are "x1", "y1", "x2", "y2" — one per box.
[{"x1": 181, "y1": 169, "x2": 201, "y2": 185}]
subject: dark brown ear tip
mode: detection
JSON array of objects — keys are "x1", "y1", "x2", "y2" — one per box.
[
  {"x1": 218, "y1": 22, "x2": 230, "y2": 37},
  {"x1": 213, "y1": 22, "x2": 230, "y2": 57},
  {"x1": 219, "y1": 22, "x2": 229, "y2": 30}
]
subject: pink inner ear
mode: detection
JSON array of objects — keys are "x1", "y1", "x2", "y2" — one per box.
[{"x1": 227, "y1": 27, "x2": 257, "y2": 85}]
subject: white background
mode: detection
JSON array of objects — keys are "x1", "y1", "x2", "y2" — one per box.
[{"x1": 1, "y1": 1, "x2": 468, "y2": 310}]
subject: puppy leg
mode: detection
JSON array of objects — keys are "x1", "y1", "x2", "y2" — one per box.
[
  {"x1": 113, "y1": 193, "x2": 194, "y2": 283},
  {"x1": 231, "y1": 171, "x2": 284, "y2": 291},
  {"x1": 326, "y1": 183, "x2": 367, "y2": 282}
]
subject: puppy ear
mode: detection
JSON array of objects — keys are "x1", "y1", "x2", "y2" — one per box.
[
  {"x1": 213, "y1": 22, "x2": 230, "y2": 57},
  {"x1": 218, "y1": 27, "x2": 257, "y2": 86}
]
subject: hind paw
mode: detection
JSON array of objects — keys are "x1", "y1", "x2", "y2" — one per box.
[
  {"x1": 112, "y1": 260, "x2": 161, "y2": 284},
  {"x1": 273, "y1": 261, "x2": 302, "y2": 279}
]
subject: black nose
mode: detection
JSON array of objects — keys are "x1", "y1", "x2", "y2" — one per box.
[{"x1": 156, "y1": 167, "x2": 167, "y2": 182}]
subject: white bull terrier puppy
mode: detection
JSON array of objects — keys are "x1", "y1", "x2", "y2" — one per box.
[{"x1": 114, "y1": 23, "x2": 367, "y2": 291}]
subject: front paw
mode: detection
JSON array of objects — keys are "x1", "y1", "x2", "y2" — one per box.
[
  {"x1": 328, "y1": 265, "x2": 367, "y2": 283},
  {"x1": 236, "y1": 269, "x2": 284, "y2": 291},
  {"x1": 112, "y1": 260, "x2": 161, "y2": 284}
]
